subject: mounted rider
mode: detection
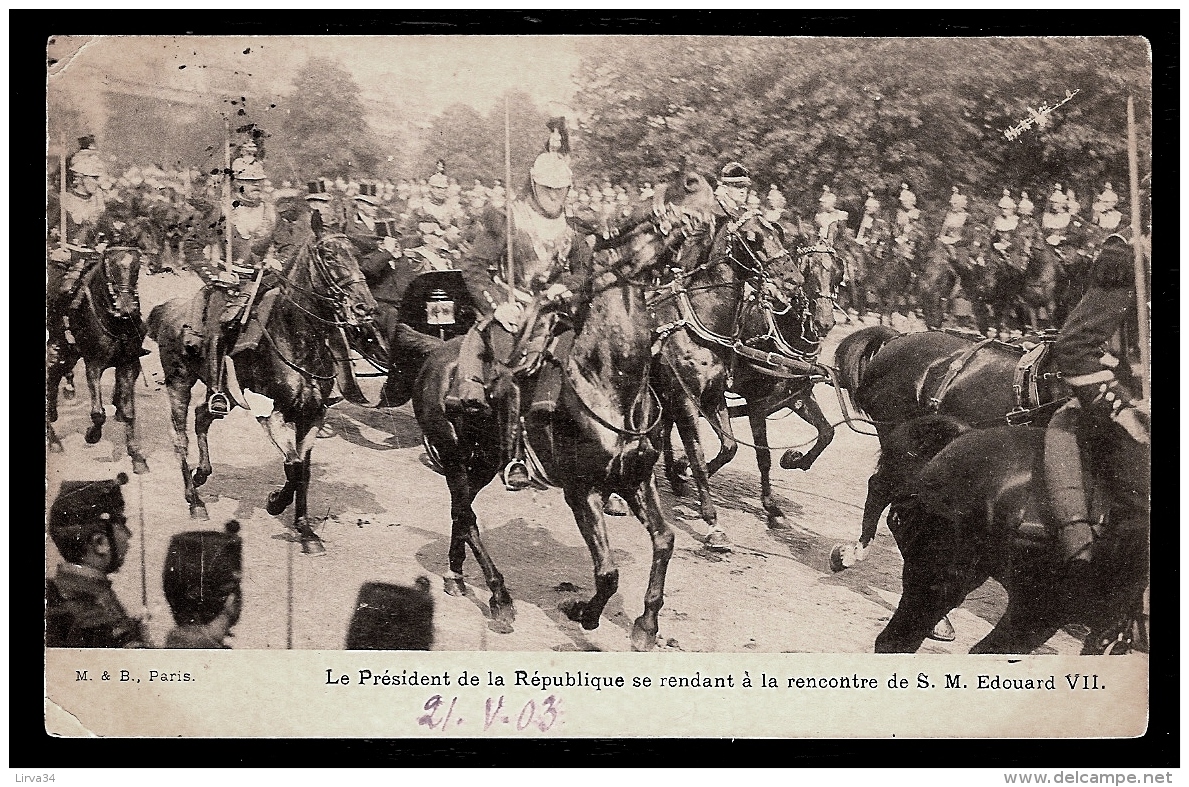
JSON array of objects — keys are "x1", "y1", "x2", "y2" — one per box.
[
  {"x1": 1045, "y1": 175, "x2": 1150, "y2": 630},
  {"x1": 49, "y1": 138, "x2": 113, "y2": 307},
  {"x1": 892, "y1": 182, "x2": 925, "y2": 263},
  {"x1": 184, "y1": 140, "x2": 282, "y2": 417},
  {"x1": 991, "y1": 189, "x2": 1022, "y2": 270},
  {"x1": 402, "y1": 161, "x2": 467, "y2": 272},
  {"x1": 447, "y1": 119, "x2": 593, "y2": 491}
]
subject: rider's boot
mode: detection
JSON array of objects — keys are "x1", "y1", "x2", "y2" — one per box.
[
  {"x1": 205, "y1": 332, "x2": 231, "y2": 418},
  {"x1": 446, "y1": 326, "x2": 491, "y2": 414},
  {"x1": 499, "y1": 379, "x2": 531, "y2": 492},
  {"x1": 1044, "y1": 400, "x2": 1096, "y2": 632}
]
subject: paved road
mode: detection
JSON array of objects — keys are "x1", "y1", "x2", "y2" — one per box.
[{"x1": 46, "y1": 270, "x2": 1084, "y2": 654}]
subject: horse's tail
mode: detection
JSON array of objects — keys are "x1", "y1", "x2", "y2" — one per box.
[{"x1": 834, "y1": 325, "x2": 899, "y2": 393}]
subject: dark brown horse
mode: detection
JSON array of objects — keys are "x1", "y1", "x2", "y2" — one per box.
[
  {"x1": 412, "y1": 174, "x2": 716, "y2": 651},
  {"x1": 650, "y1": 208, "x2": 838, "y2": 546},
  {"x1": 47, "y1": 247, "x2": 150, "y2": 474},
  {"x1": 829, "y1": 325, "x2": 1069, "y2": 572},
  {"x1": 148, "y1": 230, "x2": 380, "y2": 554},
  {"x1": 872, "y1": 415, "x2": 1148, "y2": 654}
]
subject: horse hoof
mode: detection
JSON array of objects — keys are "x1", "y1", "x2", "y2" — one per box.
[
  {"x1": 189, "y1": 503, "x2": 209, "y2": 520},
  {"x1": 85, "y1": 425, "x2": 103, "y2": 444},
  {"x1": 490, "y1": 597, "x2": 516, "y2": 626},
  {"x1": 559, "y1": 598, "x2": 587, "y2": 624},
  {"x1": 132, "y1": 458, "x2": 150, "y2": 475},
  {"x1": 603, "y1": 494, "x2": 629, "y2": 517},
  {"x1": 927, "y1": 616, "x2": 956, "y2": 642},
  {"x1": 443, "y1": 577, "x2": 467, "y2": 597},
  {"x1": 829, "y1": 544, "x2": 851, "y2": 572},
  {"x1": 704, "y1": 530, "x2": 732, "y2": 552},
  {"x1": 780, "y1": 450, "x2": 808, "y2": 471},
  {"x1": 192, "y1": 469, "x2": 210, "y2": 488},
  {"x1": 265, "y1": 491, "x2": 291, "y2": 516},
  {"x1": 301, "y1": 537, "x2": 327, "y2": 556},
  {"x1": 630, "y1": 619, "x2": 658, "y2": 652}
]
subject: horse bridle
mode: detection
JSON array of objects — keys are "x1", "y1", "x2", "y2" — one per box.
[
  {"x1": 99, "y1": 247, "x2": 142, "y2": 318},
  {"x1": 273, "y1": 233, "x2": 373, "y2": 328}
]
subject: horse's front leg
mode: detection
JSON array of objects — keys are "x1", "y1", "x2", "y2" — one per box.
[
  {"x1": 671, "y1": 395, "x2": 726, "y2": 549},
  {"x1": 166, "y1": 381, "x2": 207, "y2": 519},
  {"x1": 622, "y1": 476, "x2": 675, "y2": 651},
  {"x1": 192, "y1": 402, "x2": 217, "y2": 487},
  {"x1": 47, "y1": 343, "x2": 70, "y2": 453},
  {"x1": 83, "y1": 358, "x2": 107, "y2": 444},
  {"x1": 293, "y1": 421, "x2": 325, "y2": 555},
  {"x1": 114, "y1": 360, "x2": 149, "y2": 474},
  {"x1": 559, "y1": 485, "x2": 619, "y2": 632},
  {"x1": 780, "y1": 386, "x2": 835, "y2": 472},
  {"x1": 831, "y1": 460, "x2": 892, "y2": 572},
  {"x1": 259, "y1": 411, "x2": 324, "y2": 555},
  {"x1": 747, "y1": 407, "x2": 787, "y2": 529},
  {"x1": 443, "y1": 455, "x2": 513, "y2": 626},
  {"x1": 63, "y1": 369, "x2": 77, "y2": 401}
]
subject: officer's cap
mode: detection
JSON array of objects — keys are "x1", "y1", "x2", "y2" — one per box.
[
  {"x1": 345, "y1": 579, "x2": 434, "y2": 650},
  {"x1": 719, "y1": 162, "x2": 751, "y2": 186},
  {"x1": 530, "y1": 152, "x2": 573, "y2": 189},
  {"x1": 48, "y1": 475, "x2": 128, "y2": 562},
  {"x1": 162, "y1": 521, "x2": 243, "y2": 627}
]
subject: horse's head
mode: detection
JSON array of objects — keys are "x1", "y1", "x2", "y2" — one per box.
[
  {"x1": 101, "y1": 247, "x2": 142, "y2": 319},
  {"x1": 799, "y1": 248, "x2": 842, "y2": 338},
  {"x1": 307, "y1": 233, "x2": 379, "y2": 327}
]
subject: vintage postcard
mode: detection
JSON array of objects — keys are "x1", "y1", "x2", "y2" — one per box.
[{"x1": 44, "y1": 32, "x2": 1153, "y2": 739}]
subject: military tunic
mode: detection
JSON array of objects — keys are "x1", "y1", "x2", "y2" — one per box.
[{"x1": 45, "y1": 563, "x2": 147, "y2": 648}]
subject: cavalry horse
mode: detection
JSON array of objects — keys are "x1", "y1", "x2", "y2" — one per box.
[
  {"x1": 47, "y1": 245, "x2": 150, "y2": 474},
  {"x1": 829, "y1": 325, "x2": 1069, "y2": 573},
  {"x1": 148, "y1": 226, "x2": 381, "y2": 554},
  {"x1": 650, "y1": 206, "x2": 839, "y2": 546},
  {"x1": 412, "y1": 173, "x2": 716, "y2": 651},
  {"x1": 871, "y1": 415, "x2": 1148, "y2": 655}
]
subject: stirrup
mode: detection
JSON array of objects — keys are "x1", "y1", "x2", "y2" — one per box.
[
  {"x1": 502, "y1": 459, "x2": 532, "y2": 492},
  {"x1": 208, "y1": 391, "x2": 232, "y2": 417}
]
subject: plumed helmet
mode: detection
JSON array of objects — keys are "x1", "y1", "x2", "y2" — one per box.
[
  {"x1": 162, "y1": 521, "x2": 243, "y2": 627},
  {"x1": 231, "y1": 157, "x2": 265, "y2": 181},
  {"x1": 898, "y1": 182, "x2": 916, "y2": 207},
  {"x1": 545, "y1": 116, "x2": 571, "y2": 156},
  {"x1": 1065, "y1": 188, "x2": 1080, "y2": 214},
  {"x1": 819, "y1": 185, "x2": 837, "y2": 209},
  {"x1": 719, "y1": 162, "x2": 750, "y2": 186},
  {"x1": 68, "y1": 148, "x2": 106, "y2": 178},
  {"x1": 345, "y1": 579, "x2": 435, "y2": 650},
  {"x1": 428, "y1": 160, "x2": 449, "y2": 189},
  {"x1": 1049, "y1": 184, "x2": 1066, "y2": 206},
  {"x1": 1017, "y1": 192, "x2": 1035, "y2": 215},
  {"x1": 864, "y1": 191, "x2": 881, "y2": 212},
  {"x1": 949, "y1": 186, "x2": 967, "y2": 210},
  {"x1": 530, "y1": 152, "x2": 573, "y2": 189},
  {"x1": 998, "y1": 189, "x2": 1017, "y2": 211},
  {"x1": 48, "y1": 474, "x2": 128, "y2": 563},
  {"x1": 768, "y1": 185, "x2": 787, "y2": 209}
]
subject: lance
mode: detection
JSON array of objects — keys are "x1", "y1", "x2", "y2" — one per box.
[
  {"x1": 504, "y1": 96, "x2": 516, "y2": 304},
  {"x1": 223, "y1": 115, "x2": 234, "y2": 272},
  {"x1": 58, "y1": 136, "x2": 67, "y2": 250},
  {"x1": 1126, "y1": 95, "x2": 1151, "y2": 401}
]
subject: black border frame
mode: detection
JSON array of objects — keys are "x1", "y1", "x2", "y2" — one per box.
[{"x1": 19, "y1": 8, "x2": 1178, "y2": 768}]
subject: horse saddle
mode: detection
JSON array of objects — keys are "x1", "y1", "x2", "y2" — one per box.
[{"x1": 442, "y1": 318, "x2": 573, "y2": 416}]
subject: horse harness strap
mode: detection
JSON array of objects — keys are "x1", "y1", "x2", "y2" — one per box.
[
  {"x1": 1006, "y1": 339, "x2": 1068, "y2": 426},
  {"x1": 926, "y1": 339, "x2": 997, "y2": 412}
]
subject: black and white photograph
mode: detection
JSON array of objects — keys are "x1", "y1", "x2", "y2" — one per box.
[{"x1": 42, "y1": 29, "x2": 1156, "y2": 740}]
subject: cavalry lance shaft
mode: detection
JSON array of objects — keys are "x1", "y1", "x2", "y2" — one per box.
[
  {"x1": 1126, "y1": 95, "x2": 1151, "y2": 401},
  {"x1": 223, "y1": 115, "x2": 234, "y2": 272},
  {"x1": 504, "y1": 97, "x2": 516, "y2": 304},
  {"x1": 59, "y1": 139, "x2": 67, "y2": 250}
]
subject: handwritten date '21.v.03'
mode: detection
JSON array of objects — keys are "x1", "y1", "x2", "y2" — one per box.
[{"x1": 418, "y1": 694, "x2": 563, "y2": 733}]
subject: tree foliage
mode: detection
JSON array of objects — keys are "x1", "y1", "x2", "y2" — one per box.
[
  {"x1": 271, "y1": 57, "x2": 386, "y2": 181},
  {"x1": 571, "y1": 36, "x2": 1151, "y2": 219},
  {"x1": 414, "y1": 90, "x2": 551, "y2": 187}
]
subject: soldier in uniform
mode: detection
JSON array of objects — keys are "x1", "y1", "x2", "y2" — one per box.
[
  {"x1": 714, "y1": 162, "x2": 752, "y2": 217},
  {"x1": 1092, "y1": 183, "x2": 1123, "y2": 232},
  {"x1": 184, "y1": 147, "x2": 282, "y2": 417},
  {"x1": 447, "y1": 140, "x2": 592, "y2": 491},
  {"x1": 46, "y1": 475, "x2": 150, "y2": 648},
  {"x1": 1046, "y1": 177, "x2": 1150, "y2": 630},
  {"x1": 162, "y1": 521, "x2": 243, "y2": 648},
  {"x1": 403, "y1": 162, "x2": 467, "y2": 271},
  {"x1": 48, "y1": 139, "x2": 112, "y2": 305}
]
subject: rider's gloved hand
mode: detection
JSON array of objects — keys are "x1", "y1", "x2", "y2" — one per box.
[{"x1": 493, "y1": 301, "x2": 523, "y2": 333}]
